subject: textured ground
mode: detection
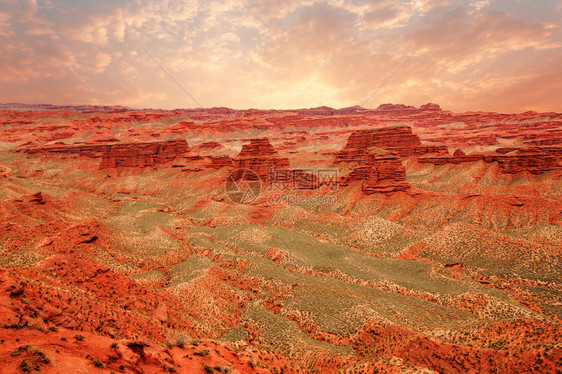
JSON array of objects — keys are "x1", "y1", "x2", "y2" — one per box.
[{"x1": 0, "y1": 103, "x2": 560, "y2": 373}]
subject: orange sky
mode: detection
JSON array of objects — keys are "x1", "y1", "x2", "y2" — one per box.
[{"x1": 1, "y1": 0, "x2": 561, "y2": 112}]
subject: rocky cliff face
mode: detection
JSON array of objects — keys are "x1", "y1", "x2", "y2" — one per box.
[
  {"x1": 334, "y1": 126, "x2": 428, "y2": 193},
  {"x1": 419, "y1": 146, "x2": 562, "y2": 175},
  {"x1": 208, "y1": 155, "x2": 235, "y2": 169},
  {"x1": 237, "y1": 138, "x2": 280, "y2": 158},
  {"x1": 336, "y1": 125, "x2": 561, "y2": 177},
  {"x1": 336, "y1": 125, "x2": 447, "y2": 161},
  {"x1": 99, "y1": 141, "x2": 190, "y2": 169},
  {"x1": 495, "y1": 148, "x2": 562, "y2": 175},
  {"x1": 339, "y1": 152, "x2": 410, "y2": 194},
  {"x1": 21, "y1": 140, "x2": 190, "y2": 169},
  {"x1": 372, "y1": 104, "x2": 425, "y2": 117},
  {"x1": 234, "y1": 138, "x2": 290, "y2": 178},
  {"x1": 337, "y1": 126, "x2": 421, "y2": 158},
  {"x1": 229, "y1": 138, "x2": 325, "y2": 189}
]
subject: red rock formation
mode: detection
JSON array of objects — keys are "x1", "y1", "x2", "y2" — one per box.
[
  {"x1": 229, "y1": 138, "x2": 326, "y2": 190},
  {"x1": 373, "y1": 104, "x2": 420, "y2": 117},
  {"x1": 197, "y1": 141, "x2": 222, "y2": 150},
  {"x1": 334, "y1": 126, "x2": 425, "y2": 193},
  {"x1": 420, "y1": 103, "x2": 442, "y2": 111},
  {"x1": 21, "y1": 140, "x2": 190, "y2": 169},
  {"x1": 265, "y1": 114, "x2": 303, "y2": 126},
  {"x1": 340, "y1": 151, "x2": 410, "y2": 194},
  {"x1": 419, "y1": 146, "x2": 562, "y2": 175},
  {"x1": 234, "y1": 138, "x2": 290, "y2": 179},
  {"x1": 338, "y1": 125, "x2": 421, "y2": 158},
  {"x1": 453, "y1": 148, "x2": 465, "y2": 157},
  {"x1": 414, "y1": 145, "x2": 449, "y2": 155},
  {"x1": 238, "y1": 138, "x2": 279, "y2": 158},
  {"x1": 496, "y1": 148, "x2": 561, "y2": 175},
  {"x1": 208, "y1": 155, "x2": 235, "y2": 169},
  {"x1": 336, "y1": 125, "x2": 448, "y2": 161},
  {"x1": 99, "y1": 141, "x2": 190, "y2": 169},
  {"x1": 297, "y1": 106, "x2": 336, "y2": 116}
]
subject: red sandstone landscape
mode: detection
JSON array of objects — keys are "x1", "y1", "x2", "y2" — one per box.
[{"x1": 0, "y1": 103, "x2": 561, "y2": 373}]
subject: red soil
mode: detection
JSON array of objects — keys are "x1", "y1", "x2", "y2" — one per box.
[{"x1": 0, "y1": 103, "x2": 561, "y2": 373}]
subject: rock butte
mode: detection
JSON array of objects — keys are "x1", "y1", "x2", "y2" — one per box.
[
  {"x1": 233, "y1": 138, "x2": 290, "y2": 178},
  {"x1": 339, "y1": 151, "x2": 410, "y2": 194},
  {"x1": 232, "y1": 137, "x2": 321, "y2": 189},
  {"x1": 335, "y1": 125, "x2": 448, "y2": 159}
]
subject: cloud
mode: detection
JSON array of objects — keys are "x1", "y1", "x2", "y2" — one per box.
[
  {"x1": 412, "y1": 0, "x2": 452, "y2": 15},
  {"x1": 0, "y1": 0, "x2": 560, "y2": 112},
  {"x1": 469, "y1": 0, "x2": 490, "y2": 14},
  {"x1": 358, "y1": 0, "x2": 415, "y2": 30},
  {"x1": 462, "y1": 55, "x2": 562, "y2": 112},
  {"x1": 402, "y1": 9, "x2": 560, "y2": 72}
]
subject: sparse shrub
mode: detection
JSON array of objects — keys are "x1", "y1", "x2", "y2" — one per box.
[
  {"x1": 170, "y1": 334, "x2": 188, "y2": 348},
  {"x1": 111, "y1": 342, "x2": 118, "y2": 349},
  {"x1": 203, "y1": 364, "x2": 214, "y2": 373},
  {"x1": 5, "y1": 323, "x2": 24, "y2": 329},
  {"x1": 214, "y1": 365, "x2": 232, "y2": 373},
  {"x1": 20, "y1": 360, "x2": 31, "y2": 372},
  {"x1": 74, "y1": 334, "x2": 85, "y2": 341},
  {"x1": 194, "y1": 348, "x2": 210, "y2": 357},
  {"x1": 34, "y1": 349, "x2": 50, "y2": 364},
  {"x1": 93, "y1": 359, "x2": 104, "y2": 368}
]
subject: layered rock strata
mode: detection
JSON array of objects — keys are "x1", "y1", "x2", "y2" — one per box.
[{"x1": 20, "y1": 140, "x2": 190, "y2": 169}]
